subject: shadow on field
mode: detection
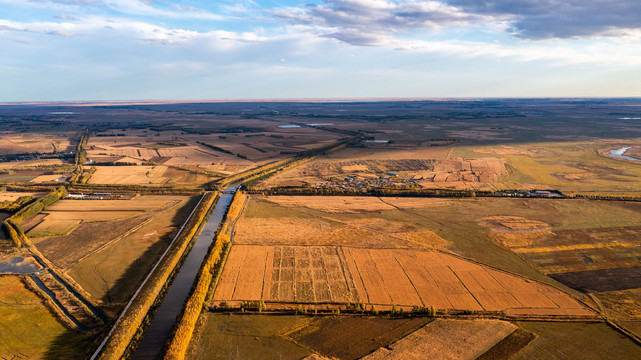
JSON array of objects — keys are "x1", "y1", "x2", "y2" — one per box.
[
  {"x1": 106, "y1": 196, "x2": 200, "y2": 304},
  {"x1": 43, "y1": 329, "x2": 97, "y2": 360}
]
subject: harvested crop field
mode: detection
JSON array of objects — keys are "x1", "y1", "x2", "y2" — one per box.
[
  {"x1": 549, "y1": 266, "x2": 641, "y2": 293},
  {"x1": 288, "y1": 316, "x2": 431, "y2": 360},
  {"x1": 0, "y1": 132, "x2": 73, "y2": 155},
  {"x1": 363, "y1": 319, "x2": 516, "y2": 360},
  {"x1": 264, "y1": 196, "x2": 454, "y2": 213},
  {"x1": 476, "y1": 328, "x2": 536, "y2": 360},
  {"x1": 88, "y1": 165, "x2": 212, "y2": 186},
  {"x1": 213, "y1": 245, "x2": 594, "y2": 317},
  {"x1": 0, "y1": 276, "x2": 94, "y2": 360},
  {"x1": 515, "y1": 321, "x2": 641, "y2": 359},
  {"x1": 0, "y1": 191, "x2": 45, "y2": 202}
]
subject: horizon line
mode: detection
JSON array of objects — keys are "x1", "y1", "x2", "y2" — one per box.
[{"x1": 1, "y1": 96, "x2": 641, "y2": 107}]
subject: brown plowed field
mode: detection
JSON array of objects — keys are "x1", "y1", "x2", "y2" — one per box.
[{"x1": 213, "y1": 245, "x2": 594, "y2": 316}]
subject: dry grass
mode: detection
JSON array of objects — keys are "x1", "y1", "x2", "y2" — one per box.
[
  {"x1": 0, "y1": 132, "x2": 73, "y2": 155},
  {"x1": 0, "y1": 276, "x2": 94, "y2": 360}
]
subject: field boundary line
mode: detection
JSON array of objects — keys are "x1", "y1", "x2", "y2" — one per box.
[
  {"x1": 70, "y1": 199, "x2": 181, "y2": 267},
  {"x1": 344, "y1": 247, "x2": 370, "y2": 303},
  {"x1": 393, "y1": 255, "x2": 425, "y2": 307},
  {"x1": 448, "y1": 265, "x2": 485, "y2": 310},
  {"x1": 429, "y1": 248, "x2": 600, "y2": 315},
  {"x1": 89, "y1": 192, "x2": 209, "y2": 360}
]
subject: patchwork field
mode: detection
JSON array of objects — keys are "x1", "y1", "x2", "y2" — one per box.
[
  {"x1": 88, "y1": 165, "x2": 212, "y2": 186},
  {"x1": 87, "y1": 125, "x2": 342, "y2": 176},
  {"x1": 214, "y1": 245, "x2": 593, "y2": 317},
  {"x1": 188, "y1": 314, "x2": 430, "y2": 360},
  {"x1": 25, "y1": 195, "x2": 197, "y2": 305},
  {"x1": 257, "y1": 146, "x2": 508, "y2": 190},
  {"x1": 0, "y1": 276, "x2": 95, "y2": 360}
]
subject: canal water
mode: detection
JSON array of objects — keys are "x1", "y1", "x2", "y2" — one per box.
[{"x1": 132, "y1": 189, "x2": 235, "y2": 360}]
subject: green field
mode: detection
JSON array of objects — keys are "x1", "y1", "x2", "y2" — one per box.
[
  {"x1": 0, "y1": 276, "x2": 95, "y2": 360},
  {"x1": 515, "y1": 322, "x2": 641, "y2": 359},
  {"x1": 187, "y1": 314, "x2": 313, "y2": 360}
]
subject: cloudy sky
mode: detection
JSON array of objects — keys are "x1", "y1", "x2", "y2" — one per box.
[{"x1": 1, "y1": 0, "x2": 641, "y2": 101}]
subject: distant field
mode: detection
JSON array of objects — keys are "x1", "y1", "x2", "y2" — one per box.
[
  {"x1": 88, "y1": 165, "x2": 212, "y2": 186},
  {"x1": 214, "y1": 245, "x2": 593, "y2": 316},
  {"x1": 87, "y1": 126, "x2": 342, "y2": 176},
  {"x1": 0, "y1": 276, "x2": 95, "y2": 360},
  {"x1": 258, "y1": 146, "x2": 507, "y2": 190},
  {"x1": 0, "y1": 132, "x2": 74, "y2": 155},
  {"x1": 456, "y1": 139, "x2": 641, "y2": 195},
  {"x1": 515, "y1": 321, "x2": 641, "y2": 359},
  {"x1": 0, "y1": 191, "x2": 45, "y2": 202}
]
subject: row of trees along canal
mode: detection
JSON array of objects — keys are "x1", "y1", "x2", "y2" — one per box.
[{"x1": 92, "y1": 135, "x2": 360, "y2": 359}]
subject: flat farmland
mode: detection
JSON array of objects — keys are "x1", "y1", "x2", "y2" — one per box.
[
  {"x1": 88, "y1": 125, "x2": 342, "y2": 175},
  {"x1": 0, "y1": 191, "x2": 45, "y2": 202},
  {"x1": 288, "y1": 316, "x2": 431, "y2": 360},
  {"x1": 237, "y1": 195, "x2": 641, "y2": 295},
  {"x1": 213, "y1": 245, "x2": 594, "y2": 316},
  {"x1": 0, "y1": 132, "x2": 74, "y2": 155},
  {"x1": 363, "y1": 319, "x2": 517, "y2": 360},
  {"x1": 456, "y1": 139, "x2": 641, "y2": 195},
  {"x1": 25, "y1": 195, "x2": 197, "y2": 305},
  {"x1": 0, "y1": 276, "x2": 95, "y2": 360},
  {"x1": 187, "y1": 314, "x2": 313, "y2": 360},
  {"x1": 88, "y1": 165, "x2": 213, "y2": 186},
  {"x1": 515, "y1": 321, "x2": 641, "y2": 360},
  {"x1": 68, "y1": 195, "x2": 198, "y2": 304},
  {"x1": 257, "y1": 146, "x2": 508, "y2": 190}
]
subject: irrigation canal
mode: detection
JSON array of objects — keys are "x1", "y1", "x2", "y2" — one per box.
[{"x1": 132, "y1": 187, "x2": 236, "y2": 360}]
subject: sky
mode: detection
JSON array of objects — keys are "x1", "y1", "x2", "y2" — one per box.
[{"x1": 1, "y1": 0, "x2": 641, "y2": 101}]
